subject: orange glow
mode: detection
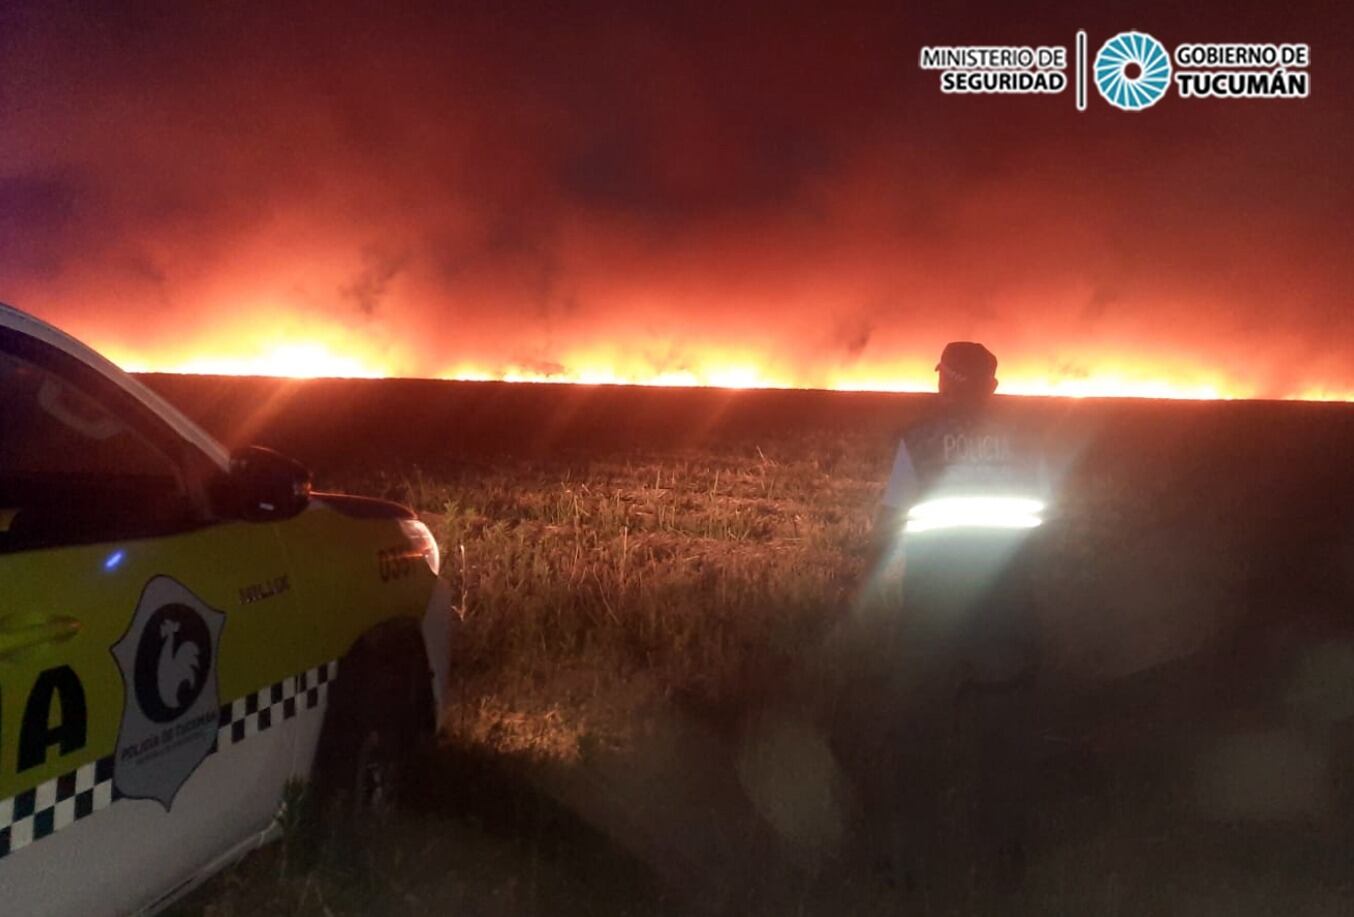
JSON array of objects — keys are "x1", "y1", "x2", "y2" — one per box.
[
  {"x1": 7, "y1": 3, "x2": 1349, "y2": 415},
  {"x1": 437, "y1": 345, "x2": 795, "y2": 390},
  {"x1": 138, "y1": 342, "x2": 389, "y2": 379},
  {"x1": 91, "y1": 320, "x2": 1351, "y2": 402},
  {"x1": 100, "y1": 315, "x2": 398, "y2": 380},
  {"x1": 424, "y1": 347, "x2": 1332, "y2": 400},
  {"x1": 1291, "y1": 387, "x2": 1354, "y2": 404}
]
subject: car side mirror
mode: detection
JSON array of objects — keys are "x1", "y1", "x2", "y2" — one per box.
[{"x1": 226, "y1": 446, "x2": 312, "y2": 521}]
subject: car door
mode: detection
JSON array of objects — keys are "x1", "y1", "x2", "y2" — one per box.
[{"x1": 0, "y1": 332, "x2": 315, "y2": 914}]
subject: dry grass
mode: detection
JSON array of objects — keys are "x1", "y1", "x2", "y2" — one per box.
[
  {"x1": 366, "y1": 440, "x2": 882, "y2": 760},
  {"x1": 176, "y1": 431, "x2": 1354, "y2": 915},
  {"x1": 371, "y1": 435, "x2": 1255, "y2": 750}
]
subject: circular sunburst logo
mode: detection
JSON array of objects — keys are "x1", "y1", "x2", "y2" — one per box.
[{"x1": 1094, "y1": 31, "x2": 1172, "y2": 111}]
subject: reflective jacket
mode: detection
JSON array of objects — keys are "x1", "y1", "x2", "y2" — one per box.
[{"x1": 881, "y1": 403, "x2": 1047, "y2": 513}]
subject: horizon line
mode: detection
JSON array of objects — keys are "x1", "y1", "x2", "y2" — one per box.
[{"x1": 129, "y1": 370, "x2": 1354, "y2": 406}]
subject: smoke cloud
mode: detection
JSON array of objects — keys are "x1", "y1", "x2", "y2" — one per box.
[{"x1": 1, "y1": 1, "x2": 1350, "y2": 396}]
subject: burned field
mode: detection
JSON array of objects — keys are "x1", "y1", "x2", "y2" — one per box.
[{"x1": 147, "y1": 375, "x2": 1354, "y2": 915}]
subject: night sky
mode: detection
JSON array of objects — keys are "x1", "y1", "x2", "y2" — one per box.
[{"x1": 2, "y1": 1, "x2": 1350, "y2": 398}]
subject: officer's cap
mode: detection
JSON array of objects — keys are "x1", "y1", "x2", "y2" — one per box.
[{"x1": 936, "y1": 341, "x2": 997, "y2": 384}]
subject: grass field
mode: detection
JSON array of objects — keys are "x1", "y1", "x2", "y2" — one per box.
[{"x1": 150, "y1": 377, "x2": 1354, "y2": 915}]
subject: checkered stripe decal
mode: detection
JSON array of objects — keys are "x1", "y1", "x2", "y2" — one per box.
[
  {"x1": 0, "y1": 757, "x2": 117, "y2": 859},
  {"x1": 0, "y1": 659, "x2": 337, "y2": 862},
  {"x1": 216, "y1": 660, "x2": 338, "y2": 749}
]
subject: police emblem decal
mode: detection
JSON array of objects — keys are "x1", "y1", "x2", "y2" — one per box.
[{"x1": 110, "y1": 576, "x2": 225, "y2": 810}]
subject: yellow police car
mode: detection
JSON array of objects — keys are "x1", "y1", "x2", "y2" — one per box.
[{"x1": 0, "y1": 303, "x2": 452, "y2": 913}]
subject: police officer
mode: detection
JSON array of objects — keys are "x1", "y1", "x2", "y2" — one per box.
[
  {"x1": 871, "y1": 340, "x2": 1044, "y2": 683},
  {"x1": 866, "y1": 341, "x2": 1045, "y2": 891}
]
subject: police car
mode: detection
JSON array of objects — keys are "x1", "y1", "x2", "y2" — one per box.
[{"x1": 0, "y1": 303, "x2": 452, "y2": 914}]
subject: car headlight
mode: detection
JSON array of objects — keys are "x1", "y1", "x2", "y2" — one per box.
[
  {"x1": 399, "y1": 519, "x2": 442, "y2": 575},
  {"x1": 905, "y1": 496, "x2": 1044, "y2": 534}
]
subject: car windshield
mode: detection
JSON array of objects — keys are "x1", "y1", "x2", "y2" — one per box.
[{"x1": 0, "y1": 349, "x2": 194, "y2": 551}]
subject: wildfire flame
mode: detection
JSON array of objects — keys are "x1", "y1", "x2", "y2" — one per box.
[
  {"x1": 94, "y1": 326, "x2": 1354, "y2": 402},
  {"x1": 48, "y1": 290, "x2": 1342, "y2": 402},
  {"x1": 103, "y1": 326, "x2": 393, "y2": 381}
]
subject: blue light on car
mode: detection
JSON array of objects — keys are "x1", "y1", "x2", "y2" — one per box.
[{"x1": 103, "y1": 549, "x2": 126, "y2": 571}]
